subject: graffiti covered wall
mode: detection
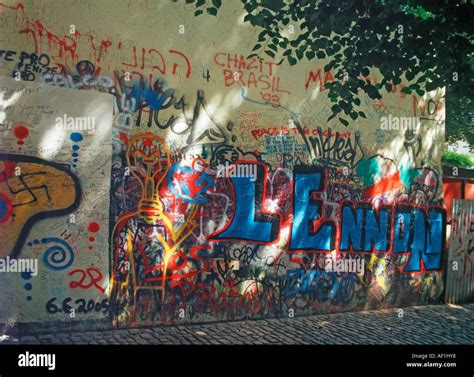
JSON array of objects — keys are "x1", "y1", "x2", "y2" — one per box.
[
  {"x1": 0, "y1": 0, "x2": 446, "y2": 329},
  {"x1": 0, "y1": 76, "x2": 113, "y2": 328}
]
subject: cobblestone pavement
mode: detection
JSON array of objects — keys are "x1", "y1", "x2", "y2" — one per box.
[{"x1": 7, "y1": 303, "x2": 474, "y2": 345}]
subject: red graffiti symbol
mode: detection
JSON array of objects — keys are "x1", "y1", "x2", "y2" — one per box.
[
  {"x1": 88, "y1": 222, "x2": 100, "y2": 232},
  {"x1": 87, "y1": 222, "x2": 100, "y2": 250},
  {"x1": 0, "y1": 161, "x2": 16, "y2": 184},
  {"x1": 191, "y1": 157, "x2": 206, "y2": 172},
  {"x1": 13, "y1": 124, "x2": 29, "y2": 150},
  {"x1": 68, "y1": 268, "x2": 105, "y2": 293},
  {"x1": 363, "y1": 171, "x2": 404, "y2": 198},
  {"x1": 172, "y1": 165, "x2": 209, "y2": 199},
  {"x1": 119, "y1": 132, "x2": 129, "y2": 145}
]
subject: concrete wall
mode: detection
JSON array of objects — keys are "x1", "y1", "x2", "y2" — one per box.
[{"x1": 0, "y1": 0, "x2": 446, "y2": 330}]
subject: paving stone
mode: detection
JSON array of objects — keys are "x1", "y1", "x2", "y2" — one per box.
[
  {"x1": 19, "y1": 335, "x2": 36, "y2": 342},
  {"x1": 12, "y1": 303, "x2": 474, "y2": 345}
]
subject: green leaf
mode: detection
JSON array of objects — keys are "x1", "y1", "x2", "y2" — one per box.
[
  {"x1": 358, "y1": 111, "x2": 366, "y2": 118},
  {"x1": 290, "y1": 40, "x2": 300, "y2": 47},
  {"x1": 343, "y1": 103, "x2": 352, "y2": 115},
  {"x1": 279, "y1": 39, "x2": 289, "y2": 48},
  {"x1": 206, "y1": 7, "x2": 218, "y2": 15},
  {"x1": 426, "y1": 81, "x2": 439, "y2": 92},
  {"x1": 296, "y1": 48, "x2": 304, "y2": 60},
  {"x1": 331, "y1": 104, "x2": 341, "y2": 112},
  {"x1": 305, "y1": 50, "x2": 315, "y2": 59},
  {"x1": 366, "y1": 85, "x2": 380, "y2": 100},
  {"x1": 194, "y1": 9, "x2": 203, "y2": 16},
  {"x1": 252, "y1": 43, "x2": 262, "y2": 51},
  {"x1": 257, "y1": 30, "x2": 268, "y2": 42},
  {"x1": 401, "y1": 86, "x2": 412, "y2": 94},
  {"x1": 266, "y1": 50, "x2": 276, "y2": 58},
  {"x1": 415, "y1": 89, "x2": 425, "y2": 96},
  {"x1": 339, "y1": 117, "x2": 349, "y2": 126},
  {"x1": 211, "y1": 0, "x2": 222, "y2": 8},
  {"x1": 283, "y1": 49, "x2": 292, "y2": 56},
  {"x1": 185, "y1": 0, "x2": 194, "y2": 3},
  {"x1": 288, "y1": 56, "x2": 297, "y2": 65}
]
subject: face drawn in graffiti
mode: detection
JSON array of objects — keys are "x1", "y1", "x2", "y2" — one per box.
[
  {"x1": 210, "y1": 145, "x2": 239, "y2": 169},
  {"x1": 0, "y1": 154, "x2": 81, "y2": 257},
  {"x1": 126, "y1": 132, "x2": 171, "y2": 224}
]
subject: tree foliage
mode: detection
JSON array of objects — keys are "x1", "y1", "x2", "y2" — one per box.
[{"x1": 186, "y1": 0, "x2": 474, "y2": 147}]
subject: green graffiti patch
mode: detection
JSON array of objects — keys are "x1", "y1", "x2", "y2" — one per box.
[{"x1": 356, "y1": 157, "x2": 380, "y2": 186}]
